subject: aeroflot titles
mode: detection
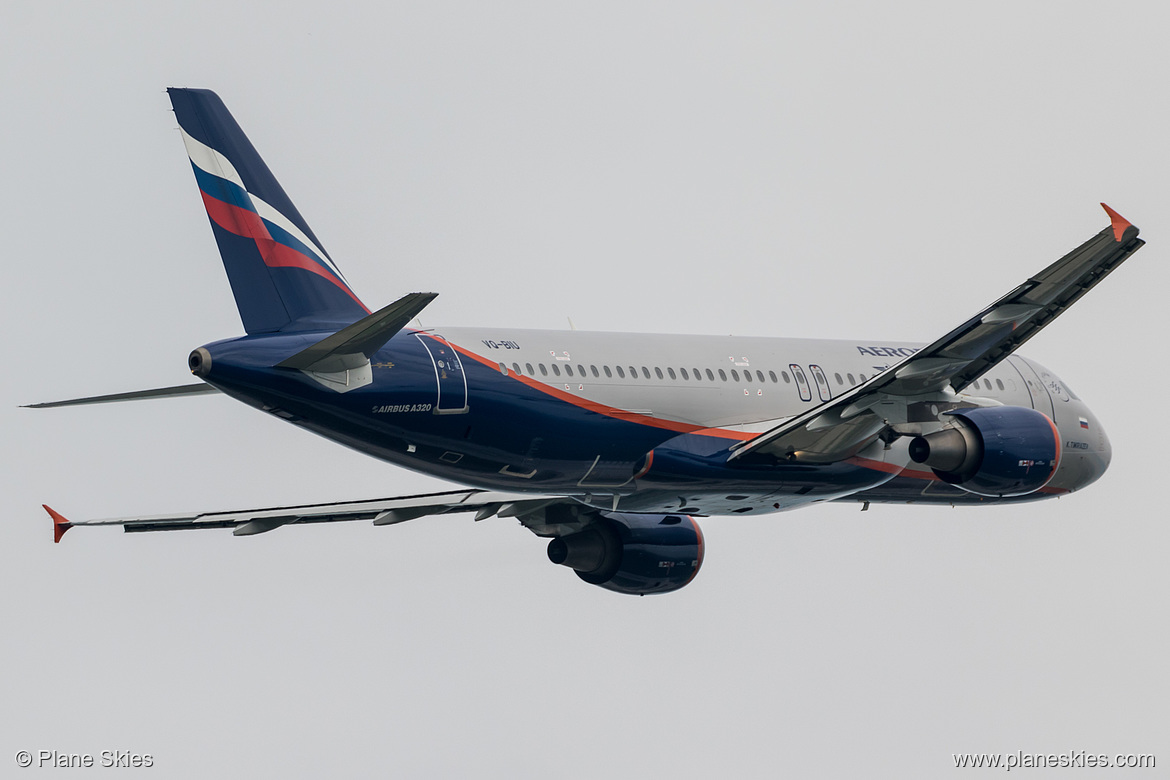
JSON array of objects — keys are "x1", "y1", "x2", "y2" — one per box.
[{"x1": 856, "y1": 345, "x2": 921, "y2": 357}]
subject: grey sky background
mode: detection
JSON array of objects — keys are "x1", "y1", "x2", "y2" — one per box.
[{"x1": 3, "y1": 2, "x2": 1167, "y2": 777}]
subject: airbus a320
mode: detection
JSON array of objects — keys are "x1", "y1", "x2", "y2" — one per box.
[{"x1": 31, "y1": 89, "x2": 1144, "y2": 595}]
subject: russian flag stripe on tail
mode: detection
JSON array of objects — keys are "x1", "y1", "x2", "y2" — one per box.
[{"x1": 168, "y1": 88, "x2": 370, "y2": 334}]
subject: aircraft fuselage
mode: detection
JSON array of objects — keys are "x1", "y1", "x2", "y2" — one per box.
[{"x1": 197, "y1": 326, "x2": 1111, "y2": 516}]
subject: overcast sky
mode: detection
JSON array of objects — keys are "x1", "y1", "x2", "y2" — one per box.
[{"x1": 3, "y1": 2, "x2": 1167, "y2": 777}]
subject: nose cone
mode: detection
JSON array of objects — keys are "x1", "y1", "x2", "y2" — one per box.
[
  {"x1": 1047, "y1": 409, "x2": 1111, "y2": 493},
  {"x1": 1087, "y1": 420, "x2": 1113, "y2": 482}
]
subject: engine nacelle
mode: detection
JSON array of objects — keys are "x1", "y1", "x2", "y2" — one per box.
[
  {"x1": 908, "y1": 406, "x2": 1060, "y2": 497},
  {"x1": 546, "y1": 512, "x2": 704, "y2": 595}
]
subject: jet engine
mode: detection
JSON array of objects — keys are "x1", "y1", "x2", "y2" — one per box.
[
  {"x1": 907, "y1": 406, "x2": 1060, "y2": 497},
  {"x1": 547, "y1": 512, "x2": 704, "y2": 595}
]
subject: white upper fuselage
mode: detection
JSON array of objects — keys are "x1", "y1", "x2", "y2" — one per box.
[{"x1": 423, "y1": 327, "x2": 1112, "y2": 499}]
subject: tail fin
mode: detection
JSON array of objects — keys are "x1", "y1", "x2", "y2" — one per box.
[{"x1": 168, "y1": 88, "x2": 370, "y2": 334}]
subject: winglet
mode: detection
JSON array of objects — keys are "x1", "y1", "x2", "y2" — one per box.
[
  {"x1": 1101, "y1": 203, "x2": 1133, "y2": 242},
  {"x1": 44, "y1": 505, "x2": 73, "y2": 544}
]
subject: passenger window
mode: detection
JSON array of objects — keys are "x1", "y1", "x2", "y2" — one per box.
[
  {"x1": 498, "y1": 362, "x2": 508, "y2": 375},
  {"x1": 578, "y1": 364, "x2": 585, "y2": 376},
  {"x1": 592, "y1": 365, "x2": 600, "y2": 378},
  {"x1": 680, "y1": 368, "x2": 689, "y2": 380},
  {"x1": 538, "y1": 364, "x2": 548, "y2": 376},
  {"x1": 629, "y1": 366, "x2": 638, "y2": 378},
  {"x1": 847, "y1": 373, "x2": 855, "y2": 384},
  {"x1": 768, "y1": 370, "x2": 778, "y2": 383},
  {"x1": 616, "y1": 366, "x2": 625, "y2": 378},
  {"x1": 642, "y1": 367, "x2": 651, "y2": 379},
  {"x1": 551, "y1": 364, "x2": 561, "y2": 377},
  {"x1": 667, "y1": 367, "x2": 676, "y2": 380},
  {"x1": 731, "y1": 369, "x2": 740, "y2": 382},
  {"x1": 655, "y1": 367, "x2": 664, "y2": 379},
  {"x1": 718, "y1": 369, "x2": 727, "y2": 381},
  {"x1": 525, "y1": 363, "x2": 534, "y2": 375},
  {"x1": 512, "y1": 363, "x2": 522, "y2": 375},
  {"x1": 996, "y1": 378, "x2": 1004, "y2": 390},
  {"x1": 834, "y1": 372, "x2": 843, "y2": 385},
  {"x1": 859, "y1": 373, "x2": 867, "y2": 382},
  {"x1": 781, "y1": 371, "x2": 791, "y2": 383},
  {"x1": 756, "y1": 370, "x2": 765, "y2": 383},
  {"x1": 706, "y1": 369, "x2": 715, "y2": 381},
  {"x1": 564, "y1": 365, "x2": 573, "y2": 377}
]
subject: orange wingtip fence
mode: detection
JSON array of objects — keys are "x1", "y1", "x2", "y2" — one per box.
[
  {"x1": 1100, "y1": 203, "x2": 1133, "y2": 242},
  {"x1": 43, "y1": 505, "x2": 73, "y2": 544}
]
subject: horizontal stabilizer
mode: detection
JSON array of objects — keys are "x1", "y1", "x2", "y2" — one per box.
[
  {"x1": 23, "y1": 383, "x2": 219, "y2": 409},
  {"x1": 277, "y1": 291, "x2": 437, "y2": 372}
]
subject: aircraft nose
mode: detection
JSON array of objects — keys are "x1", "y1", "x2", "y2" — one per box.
[
  {"x1": 1048, "y1": 411, "x2": 1111, "y2": 493},
  {"x1": 1090, "y1": 420, "x2": 1113, "y2": 480}
]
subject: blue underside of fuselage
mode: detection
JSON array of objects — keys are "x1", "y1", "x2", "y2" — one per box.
[{"x1": 195, "y1": 330, "x2": 1024, "y2": 513}]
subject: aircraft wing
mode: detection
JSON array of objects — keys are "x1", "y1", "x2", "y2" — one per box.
[
  {"x1": 45, "y1": 489, "x2": 575, "y2": 543},
  {"x1": 729, "y1": 204, "x2": 1144, "y2": 464}
]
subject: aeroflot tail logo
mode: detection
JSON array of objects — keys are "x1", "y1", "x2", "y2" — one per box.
[{"x1": 177, "y1": 127, "x2": 368, "y2": 311}]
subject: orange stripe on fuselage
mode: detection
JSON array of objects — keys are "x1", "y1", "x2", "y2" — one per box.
[
  {"x1": 845, "y1": 454, "x2": 932, "y2": 480},
  {"x1": 426, "y1": 339, "x2": 1076, "y2": 498},
  {"x1": 434, "y1": 336, "x2": 754, "y2": 441}
]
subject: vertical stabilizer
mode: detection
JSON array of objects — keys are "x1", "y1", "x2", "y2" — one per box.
[{"x1": 168, "y1": 88, "x2": 370, "y2": 333}]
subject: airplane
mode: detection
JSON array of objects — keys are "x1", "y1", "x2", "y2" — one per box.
[{"x1": 30, "y1": 88, "x2": 1145, "y2": 595}]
